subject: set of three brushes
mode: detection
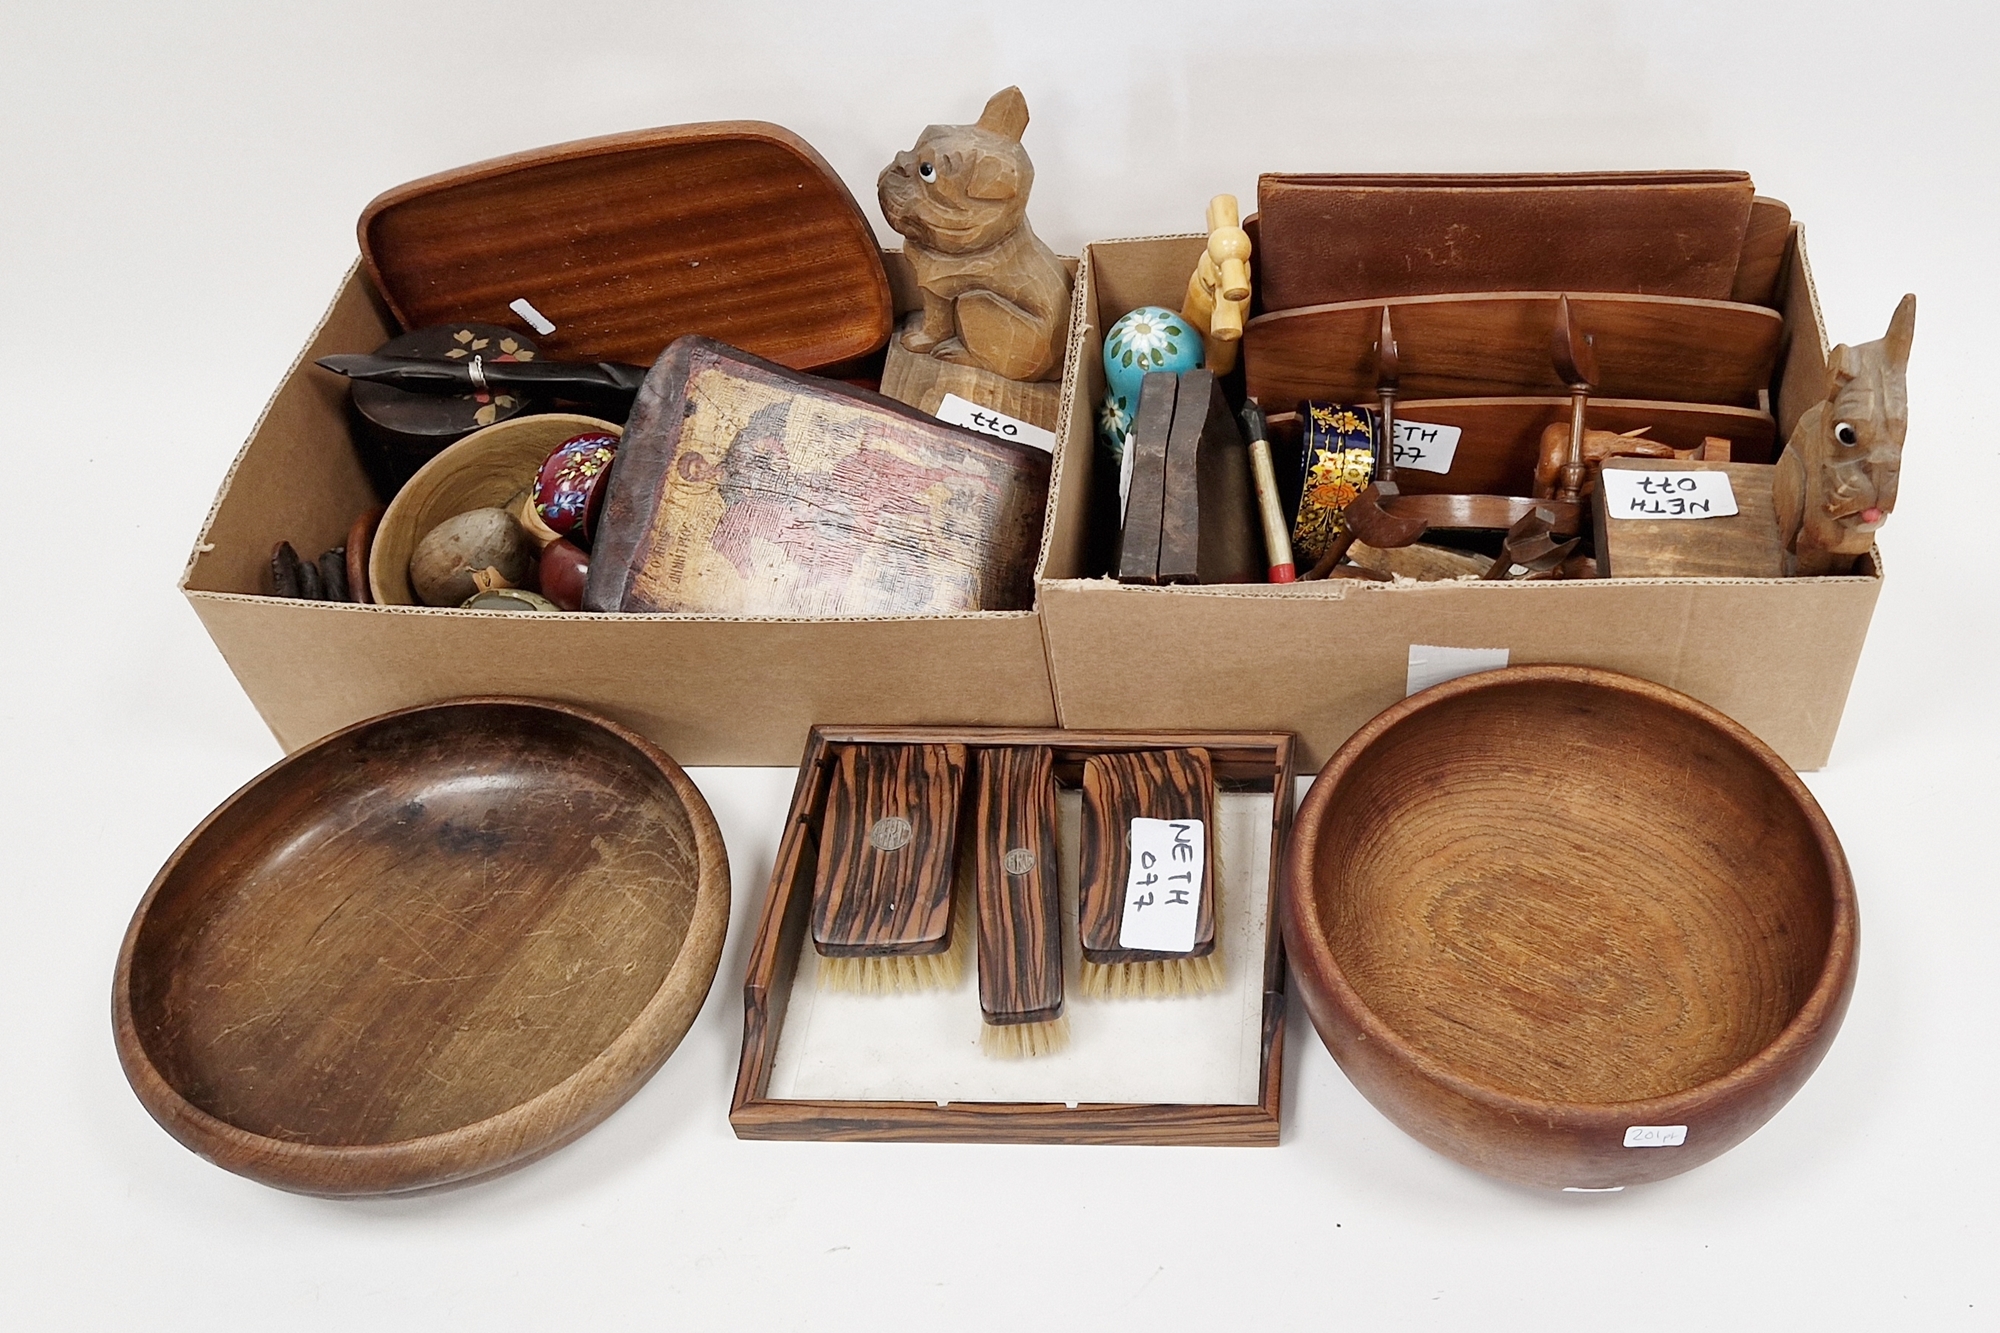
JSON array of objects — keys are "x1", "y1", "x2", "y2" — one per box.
[{"x1": 808, "y1": 742, "x2": 1222, "y2": 1058}]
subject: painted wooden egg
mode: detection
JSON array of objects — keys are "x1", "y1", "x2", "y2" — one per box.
[
  {"x1": 533, "y1": 432, "x2": 619, "y2": 544},
  {"x1": 1099, "y1": 305, "x2": 1203, "y2": 459}
]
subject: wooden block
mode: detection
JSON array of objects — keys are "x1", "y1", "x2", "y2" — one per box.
[
  {"x1": 1157, "y1": 370, "x2": 1261, "y2": 584},
  {"x1": 880, "y1": 313, "x2": 1062, "y2": 431},
  {"x1": 1593, "y1": 458, "x2": 1787, "y2": 579},
  {"x1": 586, "y1": 337, "x2": 1050, "y2": 615},
  {"x1": 1116, "y1": 372, "x2": 1178, "y2": 583},
  {"x1": 971, "y1": 747, "x2": 1063, "y2": 1027},
  {"x1": 1077, "y1": 749, "x2": 1216, "y2": 964},
  {"x1": 812, "y1": 744, "x2": 969, "y2": 957}
]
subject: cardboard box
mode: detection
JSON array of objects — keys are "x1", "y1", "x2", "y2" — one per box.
[
  {"x1": 1037, "y1": 227, "x2": 1882, "y2": 771},
  {"x1": 181, "y1": 256, "x2": 1063, "y2": 765}
]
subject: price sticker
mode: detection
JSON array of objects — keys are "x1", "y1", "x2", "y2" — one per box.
[
  {"x1": 1623, "y1": 1124, "x2": 1688, "y2": 1148},
  {"x1": 1601, "y1": 470, "x2": 1739, "y2": 520},
  {"x1": 936, "y1": 393, "x2": 1056, "y2": 453},
  {"x1": 1119, "y1": 818, "x2": 1204, "y2": 953},
  {"x1": 1389, "y1": 419, "x2": 1462, "y2": 475}
]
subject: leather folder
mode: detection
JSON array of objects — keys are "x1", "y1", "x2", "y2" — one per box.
[{"x1": 1256, "y1": 171, "x2": 1757, "y2": 311}]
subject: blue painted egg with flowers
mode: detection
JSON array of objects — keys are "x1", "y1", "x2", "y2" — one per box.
[{"x1": 1098, "y1": 305, "x2": 1204, "y2": 461}]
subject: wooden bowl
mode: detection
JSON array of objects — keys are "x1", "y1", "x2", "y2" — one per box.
[
  {"x1": 369, "y1": 413, "x2": 621, "y2": 605},
  {"x1": 1282, "y1": 666, "x2": 1857, "y2": 1189},
  {"x1": 112, "y1": 698, "x2": 729, "y2": 1196}
]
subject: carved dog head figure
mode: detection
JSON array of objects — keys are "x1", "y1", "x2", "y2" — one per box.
[
  {"x1": 879, "y1": 87, "x2": 1034, "y2": 256},
  {"x1": 1776, "y1": 293, "x2": 1915, "y2": 574}
]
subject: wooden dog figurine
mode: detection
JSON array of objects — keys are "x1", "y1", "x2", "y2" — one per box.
[
  {"x1": 878, "y1": 87, "x2": 1072, "y2": 383},
  {"x1": 1774, "y1": 294, "x2": 1915, "y2": 575}
]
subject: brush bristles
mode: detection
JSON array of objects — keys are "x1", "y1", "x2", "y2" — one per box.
[
  {"x1": 980, "y1": 1013, "x2": 1071, "y2": 1059},
  {"x1": 1077, "y1": 952, "x2": 1222, "y2": 999},
  {"x1": 817, "y1": 878, "x2": 974, "y2": 994}
]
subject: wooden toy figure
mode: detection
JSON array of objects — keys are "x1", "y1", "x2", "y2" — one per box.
[
  {"x1": 1775, "y1": 294, "x2": 1916, "y2": 575},
  {"x1": 1182, "y1": 196, "x2": 1252, "y2": 375},
  {"x1": 878, "y1": 87, "x2": 1073, "y2": 383}
]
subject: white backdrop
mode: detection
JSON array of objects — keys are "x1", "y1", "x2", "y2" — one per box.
[{"x1": 3, "y1": 3, "x2": 1995, "y2": 1327}]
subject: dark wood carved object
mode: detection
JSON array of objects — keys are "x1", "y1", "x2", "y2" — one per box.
[
  {"x1": 1077, "y1": 749, "x2": 1217, "y2": 965},
  {"x1": 811, "y1": 744, "x2": 969, "y2": 958},
  {"x1": 971, "y1": 746, "x2": 1064, "y2": 1029}
]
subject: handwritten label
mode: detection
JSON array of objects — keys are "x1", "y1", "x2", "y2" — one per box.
[
  {"x1": 1407, "y1": 644, "x2": 1510, "y2": 696},
  {"x1": 508, "y1": 297, "x2": 556, "y2": 335},
  {"x1": 936, "y1": 393, "x2": 1056, "y2": 453},
  {"x1": 1623, "y1": 1124, "x2": 1688, "y2": 1148},
  {"x1": 1389, "y1": 419, "x2": 1462, "y2": 475},
  {"x1": 1119, "y1": 818, "x2": 1204, "y2": 953},
  {"x1": 1602, "y1": 470, "x2": 1738, "y2": 520}
]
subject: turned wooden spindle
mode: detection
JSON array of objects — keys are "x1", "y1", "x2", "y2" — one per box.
[
  {"x1": 1182, "y1": 195, "x2": 1254, "y2": 375},
  {"x1": 1550, "y1": 295, "x2": 1600, "y2": 505},
  {"x1": 1374, "y1": 305, "x2": 1401, "y2": 489}
]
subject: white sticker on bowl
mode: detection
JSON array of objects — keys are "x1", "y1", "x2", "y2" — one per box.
[
  {"x1": 1406, "y1": 644, "x2": 1510, "y2": 697},
  {"x1": 1601, "y1": 469, "x2": 1738, "y2": 520},
  {"x1": 1624, "y1": 1124, "x2": 1688, "y2": 1148},
  {"x1": 1118, "y1": 818, "x2": 1204, "y2": 953},
  {"x1": 1389, "y1": 419, "x2": 1461, "y2": 475}
]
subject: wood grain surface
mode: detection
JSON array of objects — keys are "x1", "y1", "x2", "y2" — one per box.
[
  {"x1": 1730, "y1": 198, "x2": 1795, "y2": 307},
  {"x1": 1282, "y1": 667, "x2": 1857, "y2": 1188},
  {"x1": 1157, "y1": 370, "x2": 1260, "y2": 584},
  {"x1": 1594, "y1": 459, "x2": 1788, "y2": 578},
  {"x1": 879, "y1": 312, "x2": 1063, "y2": 431},
  {"x1": 732, "y1": 726, "x2": 1294, "y2": 1146},
  {"x1": 1116, "y1": 371, "x2": 1177, "y2": 583},
  {"x1": 359, "y1": 122, "x2": 893, "y2": 370},
  {"x1": 971, "y1": 746, "x2": 1064, "y2": 1026},
  {"x1": 1078, "y1": 749, "x2": 1217, "y2": 963},
  {"x1": 1242, "y1": 291, "x2": 1783, "y2": 410},
  {"x1": 112, "y1": 698, "x2": 731, "y2": 1197},
  {"x1": 811, "y1": 744, "x2": 968, "y2": 957}
]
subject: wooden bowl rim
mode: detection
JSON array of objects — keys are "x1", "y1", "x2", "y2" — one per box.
[
  {"x1": 1282, "y1": 664, "x2": 1858, "y2": 1125},
  {"x1": 110, "y1": 696, "x2": 730, "y2": 1196},
  {"x1": 369, "y1": 412, "x2": 622, "y2": 605}
]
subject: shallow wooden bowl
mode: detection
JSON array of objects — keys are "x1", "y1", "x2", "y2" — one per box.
[
  {"x1": 1283, "y1": 666, "x2": 1856, "y2": 1189},
  {"x1": 370, "y1": 413, "x2": 621, "y2": 605},
  {"x1": 113, "y1": 698, "x2": 729, "y2": 1196}
]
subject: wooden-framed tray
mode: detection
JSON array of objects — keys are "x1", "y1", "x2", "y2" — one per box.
[
  {"x1": 1241, "y1": 290, "x2": 1784, "y2": 409},
  {"x1": 730, "y1": 726, "x2": 1295, "y2": 1146},
  {"x1": 359, "y1": 122, "x2": 895, "y2": 370},
  {"x1": 112, "y1": 698, "x2": 730, "y2": 1197}
]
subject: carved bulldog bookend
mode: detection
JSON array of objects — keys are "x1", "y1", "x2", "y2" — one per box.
[
  {"x1": 879, "y1": 87, "x2": 1072, "y2": 384},
  {"x1": 1775, "y1": 294, "x2": 1915, "y2": 575}
]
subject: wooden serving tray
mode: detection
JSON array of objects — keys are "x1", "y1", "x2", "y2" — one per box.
[
  {"x1": 730, "y1": 726, "x2": 1295, "y2": 1146},
  {"x1": 113, "y1": 699, "x2": 731, "y2": 1197},
  {"x1": 359, "y1": 122, "x2": 895, "y2": 369},
  {"x1": 1266, "y1": 397, "x2": 1776, "y2": 503},
  {"x1": 1242, "y1": 291, "x2": 1784, "y2": 409}
]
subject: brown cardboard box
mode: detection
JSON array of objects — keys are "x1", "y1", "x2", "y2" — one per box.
[
  {"x1": 1037, "y1": 227, "x2": 1881, "y2": 771},
  {"x1": 181, "y1": 256, "x2": 1062, "y2": 765}
]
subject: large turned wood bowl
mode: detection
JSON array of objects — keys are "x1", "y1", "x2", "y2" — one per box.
[
  {"x1": 113, "y1": 699, "x2": 729, "y2": 1196},
  {"x1": 1283, "y1": 666, "x2": 1857, "y2": 1189}
]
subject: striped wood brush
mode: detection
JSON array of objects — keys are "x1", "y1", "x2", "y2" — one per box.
[
  {"x1": 969, "y1": 746, "x2": 1068, "y2": 1057},
  {"x1": 811, "y1": 743, "x2": 972, "y2": 992},
  {"x1": 1077, "y1": 748, "x2": 1221, "y2": 999}
]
